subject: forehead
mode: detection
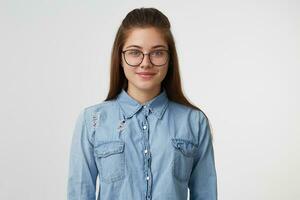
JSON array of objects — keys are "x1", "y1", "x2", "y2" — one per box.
[{"x1": 124, "y1": 27, "x2": 167, "y2": 49}]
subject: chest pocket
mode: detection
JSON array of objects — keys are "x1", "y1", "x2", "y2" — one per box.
[
  {"x1": 171, "y1": 138, "x2": 199, "y2": 182},
  {"x1": 94, "y1": 141, "x2": 125, "y2": 183}
]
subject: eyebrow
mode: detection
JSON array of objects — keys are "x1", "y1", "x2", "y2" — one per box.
[{"x1": 125, "y1": 45, "x2": 168, "y2": 50}]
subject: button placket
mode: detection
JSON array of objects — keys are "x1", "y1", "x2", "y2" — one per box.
[{"x1": 140, "y1": 105, "x2": 152, "y2": 200}]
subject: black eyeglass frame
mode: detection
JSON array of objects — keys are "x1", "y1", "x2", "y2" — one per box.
[{"x1": 121, "y1": 49, "x2": 170, "y2": 67}]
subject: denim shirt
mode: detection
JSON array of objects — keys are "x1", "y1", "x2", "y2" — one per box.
[{"x1": 67, "y1": 88, "x2": 218, "y2": 200}]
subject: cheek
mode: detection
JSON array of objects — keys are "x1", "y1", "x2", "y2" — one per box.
[
  {"x1": 157, "y1": 67, "x2": 168, "y2": 80},
  {"x1": 123, "y1": 66, "x2": 137, "y2": 80}
]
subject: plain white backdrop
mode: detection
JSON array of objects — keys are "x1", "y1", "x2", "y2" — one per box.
[{"x1": 0, "y1": 0, "x2": 299, "y2": 199}]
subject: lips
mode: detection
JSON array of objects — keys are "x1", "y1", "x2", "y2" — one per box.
[{"x1": 136, "y1": 72, "x2": 156, "y2": 79}]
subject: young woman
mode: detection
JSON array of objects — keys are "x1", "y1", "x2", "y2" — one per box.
[{"x1": 67, "y1": 7, "x2": 218, "y2": 200}]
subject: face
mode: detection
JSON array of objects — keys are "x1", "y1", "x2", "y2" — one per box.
[{"x1": 121, "y1": 27, "x2": 169, "y2": 92}]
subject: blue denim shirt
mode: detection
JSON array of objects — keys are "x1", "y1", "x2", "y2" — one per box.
[{"x1": 67, "y1": 88, "x2": 218, "y2": 200}]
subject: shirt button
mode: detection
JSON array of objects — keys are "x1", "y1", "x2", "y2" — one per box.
[
  {"x1": 146, "y1": 176, "x2": 150, "y2": 180},
  {"x1": 143, "y1": 125, "x2": 147, "y2": 130},
  {"x1": 144, "y1": 149, "x2": 148, "y2": 154}
]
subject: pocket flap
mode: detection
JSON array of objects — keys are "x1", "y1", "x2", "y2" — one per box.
[
  {"x1": 171, "y1": 138, "x2": 198, "y2": 157},
  {"x1": 95, "y1": 141, "x2": 125, "y2": 158}
]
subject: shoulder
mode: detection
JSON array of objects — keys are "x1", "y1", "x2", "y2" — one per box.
[
  {"x1": 84, "y1": 99, "x2": 116, "y2": 114},
  {"x1": 79, "y1": 99, "x2": 117, "y2": 128},
  {"x1": 168, "y1": 100, "x2": 208, "y2": 122}
]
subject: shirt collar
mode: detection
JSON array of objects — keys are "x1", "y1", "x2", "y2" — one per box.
[{"x1": 116, "y1": 87, "x2": 169, "y2": 119}]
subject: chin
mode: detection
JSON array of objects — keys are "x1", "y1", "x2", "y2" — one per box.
[{"x1": 135, "y1": 82, "x2": 158, "y2": 91}]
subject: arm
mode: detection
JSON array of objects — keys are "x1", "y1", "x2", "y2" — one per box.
[
  {"x1": 67, "y1": 108, "x2": 98, "y2": 200},
  {"x1": 188, "y1": 111, "x2": 218, "y2": 200}
]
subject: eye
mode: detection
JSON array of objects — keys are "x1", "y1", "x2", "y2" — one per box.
[
  {"x1": 127, "y1": 50, "x2": 141, "y2": 56},
  {"x1": 152, "y1": 50, "x2": 165, "y2": 56}
]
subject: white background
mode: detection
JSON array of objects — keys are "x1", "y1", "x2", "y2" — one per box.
[{"x1": 0, "y1": 0, "x2": 299, "y2": 199}]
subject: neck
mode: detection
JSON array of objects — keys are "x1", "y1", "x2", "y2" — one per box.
[{"x1": 127, "y1": 85, "x2": 162, "y2": 105}]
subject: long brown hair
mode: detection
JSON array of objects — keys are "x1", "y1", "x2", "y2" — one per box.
[
  {"x1": 104, "y1": 7, "x2": 199, "y2": 109},
  {"x1": 104, "y1": 7, "x2": 215, "y2": 140}
]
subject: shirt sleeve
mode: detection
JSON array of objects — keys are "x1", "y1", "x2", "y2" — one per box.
[
  {"x1": 67, "y1": 108, "x2": 98, "y2": 200},
  {"x1": 188, "y1": 111, "x2": 218, "y2": 200}
]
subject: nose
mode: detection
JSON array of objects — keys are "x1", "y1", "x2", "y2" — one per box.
[{"x1": 140, "y1": 53, "x2": 152, "y2": 68}]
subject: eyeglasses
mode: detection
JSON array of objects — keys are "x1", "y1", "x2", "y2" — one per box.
[{"x1": 121, "y1": 49, "x2": 169, "y2": 67}]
